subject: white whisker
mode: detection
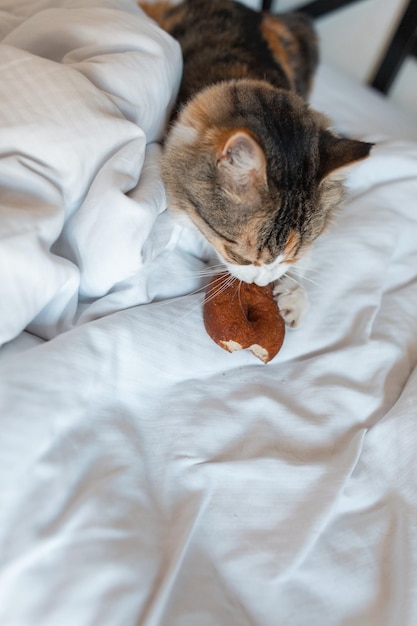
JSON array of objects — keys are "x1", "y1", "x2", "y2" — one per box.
[
  {"x1": 204, "y1": 274, "x2": 236, "y2": 305},
  {"x1": 288, "y1": 270, "x2": 320, "y2": 288},
  {"x1": 159, "y1": 263, "x2": 226, "y2": 280},
  {"x1": 177, "y1": 273, "x2": 236, "y2": 321},
  {"x1": 145, "y1": 280, "x2": 212, "y2": 313},
  {"x1": 285, "y1": 273, "x2": 302, "y2": 287}
]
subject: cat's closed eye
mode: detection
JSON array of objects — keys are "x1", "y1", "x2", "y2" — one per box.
[{"x1": 224, "y1": 248, "x2": 252, "y2": 266}]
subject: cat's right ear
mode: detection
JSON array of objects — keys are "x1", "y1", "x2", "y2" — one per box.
[
  {"x1": 318, "y1": 130, "x2": 373, "y2": 180},
  {"x1": 217, "y1": 130, "x2": 267, "y2": 191}
]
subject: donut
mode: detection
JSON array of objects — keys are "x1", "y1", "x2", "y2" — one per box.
[{"x1": 203, "y1": 273, "x2": 285, "y2": 363}]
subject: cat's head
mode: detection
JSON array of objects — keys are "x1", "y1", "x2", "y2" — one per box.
[{"x1": 162, "y1": 80, "x2": 372, "y2": 285}]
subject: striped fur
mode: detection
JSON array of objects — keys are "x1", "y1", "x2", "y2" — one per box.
[{"x1": 140, "y1": 0, "x2": 372, "y2": 284}]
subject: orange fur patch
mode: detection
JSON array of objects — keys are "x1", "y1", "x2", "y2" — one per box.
[
  {"x1": 138, "y1": 2, "x2": 168, "y2": 25},
  {"x1": 206, "y1": 127, "x2": 259, "y2": 156},
  {"x1": 282, "y1": 229, "x2": 301, "y2": 263},
  {"x1": 138, "y1": 2, "x2": 186, "y2": 30},
  {"x1": 260, "y1": 16, "x2": 295, "y2": 89}
]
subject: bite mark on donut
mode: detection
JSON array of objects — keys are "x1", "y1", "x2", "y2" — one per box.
[{"x1": 219, "y1": 340, "x2": 269, "y2": 363}]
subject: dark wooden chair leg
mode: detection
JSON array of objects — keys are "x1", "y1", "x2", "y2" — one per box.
[{"x1": 370, "y1": 0, "x2": 417, "y2": 93}]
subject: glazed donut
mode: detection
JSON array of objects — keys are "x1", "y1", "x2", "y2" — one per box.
[{"x1": 203, "y1": 273, "x2": 285, "y2": 363}]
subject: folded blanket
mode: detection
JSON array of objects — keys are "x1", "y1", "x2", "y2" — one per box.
[{"x1": 0, "y1": 0, "x2": 182, "y2": 346}]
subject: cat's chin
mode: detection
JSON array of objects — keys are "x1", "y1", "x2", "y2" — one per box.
[{"x1": 224, "y1": 257, "x2": 290, "y2": 286}]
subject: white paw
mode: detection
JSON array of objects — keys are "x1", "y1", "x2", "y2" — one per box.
[{"x1": 273, "y1": 281, "x2": 309, "y2": 329}]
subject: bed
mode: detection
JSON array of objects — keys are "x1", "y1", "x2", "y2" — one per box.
[{"x1": 1, "y1": 1, "x2": 417, "y2": 624}]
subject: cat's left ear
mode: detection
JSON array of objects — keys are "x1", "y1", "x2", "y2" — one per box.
[
  {"x1": 318, "y1": 130, "x2": 373, "y2": 180},
  {"x1": 217, "y1": 130, "x2": 267, "y2": 190}
]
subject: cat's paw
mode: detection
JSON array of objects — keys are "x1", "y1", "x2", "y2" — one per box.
[{"x1": 272, "y1": 281, "x2": 309, "y2": 329}]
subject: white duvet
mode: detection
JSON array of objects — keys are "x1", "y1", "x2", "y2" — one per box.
[
  {"x1": 0, "y1": 0, "x2": 182, "y2": 345},
  {"x1": 1, "y1": 2, "x2": 417, "y2": 625}
]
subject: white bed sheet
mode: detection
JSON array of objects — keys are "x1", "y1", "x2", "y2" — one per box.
[{"x1": 1, "y1": 2, "x2": 417, "y2": 625}]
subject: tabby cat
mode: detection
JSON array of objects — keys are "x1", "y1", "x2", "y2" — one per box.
[{"x1": 140, "y1": 0, "x2": 372, "y2": 327}]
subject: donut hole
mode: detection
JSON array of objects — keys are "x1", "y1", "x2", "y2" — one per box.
[{"x1": 245, "y1": 302, "x2": 263, "y2": 326}]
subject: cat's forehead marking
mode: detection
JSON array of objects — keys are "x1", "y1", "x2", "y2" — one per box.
[
  {"x1": 283, "y1": 229, "x2": 300, "y2": 251},
  {"x1": 282, "y1": 229, "x2": 301, "y2": 262},
  {"x1": 221, "y1": 226, "x2": 278, "y2": 266}
]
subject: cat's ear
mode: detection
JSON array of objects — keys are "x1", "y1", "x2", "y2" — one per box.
[
  {"x1": 217, "y1": 130, "x2": 266, "y2": 190},
  {"x1": 318, "y1": 131, "x2": 373, "y2": 180}
]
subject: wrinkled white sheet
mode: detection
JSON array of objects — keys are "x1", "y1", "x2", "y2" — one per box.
[
  {"x1": 1, "y1": 2, "x2": 417, "y2": 625},
  {"x1": 0, "y1": 0, "x2": 182, "y2": 345}
]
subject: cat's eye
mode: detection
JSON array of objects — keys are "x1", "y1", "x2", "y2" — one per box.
[{"x1": 224, "y1": 247, "x2": 252, "y2": 265}]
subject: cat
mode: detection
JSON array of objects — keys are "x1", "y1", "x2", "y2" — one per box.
[{"x1": 139, "y1": 0, "x2": 372, "y2": 327}]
